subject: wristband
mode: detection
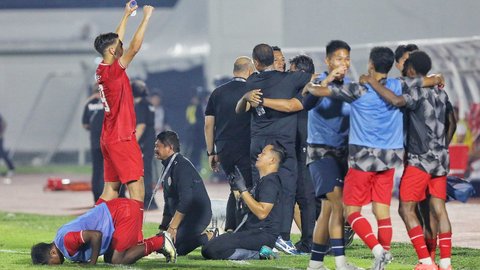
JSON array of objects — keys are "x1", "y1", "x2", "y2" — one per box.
[{"x1": 207, "y1": 150, "x2": 216, "y2": 156}]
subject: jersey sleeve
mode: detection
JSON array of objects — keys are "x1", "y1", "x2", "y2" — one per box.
[
  {"x1": 329, "y1": 82, "x2": 365, "y2": 103},
  {"x1": 205, "y1": 93, "x2": 216, "y2": 116},
  {"x1": 400, "y1": 77, "x2": 423, "y2": 94},
  {"x1": 292, "y1": 71, "x2": 313, "y2": 90},
  {"x1": 173, "y1": 162, "x2": 196, "y2": 214},
  {"x1": 258, "y1": 175, "x2": 281, "y2": 204},
  {"x1": 402, "y1": 87, "x2": 421, "y2": 110},
  {"x1": 63, "y1": 231, "x2": 84, "y2": 256}
]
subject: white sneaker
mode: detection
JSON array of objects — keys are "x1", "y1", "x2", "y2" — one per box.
[
  {"x1": 274, "y1": 236, "x2": 300, "y2": 255},
  {"x1": 159, "y1": 232, "x2": 177, "y2": 263},
  {"x1": 336, "y1": 262, "x2": 365, "y2": 270},
  {"x1": 371, "y1": 250, "x2": 393, "y2": 270}
]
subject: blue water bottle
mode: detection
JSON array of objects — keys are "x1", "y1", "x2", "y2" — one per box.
[{"x1": 130, "y1": 0, "x2": 137, "y2": 17}]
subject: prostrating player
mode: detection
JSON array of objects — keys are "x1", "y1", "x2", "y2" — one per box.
[
  {"x1": 93, "y1": 2, "x2": 154, "y2": 208},
  {"x1": 31, "y1": 198, "x2": 176, "y2": 265},
  {"x1": 363, "y1": 51, "x2": 455, "y2": 270},
  {"x1": 302, "y1": 41, "x2": 361, "y2": 270},
  {"x1": 303, "y1": 47, "x2": 443, "y2": 270},
  {"x1": 202, "y1": 144, "x2": 284, "y2": 260}
]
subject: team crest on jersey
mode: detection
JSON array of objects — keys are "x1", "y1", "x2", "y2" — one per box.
[{"x1": 167, "y1": 176, "x2": 172, "y2": 186}]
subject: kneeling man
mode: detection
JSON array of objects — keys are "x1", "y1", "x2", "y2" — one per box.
[{"x1": 202, "y1": 143, "x2": 284, "y2": 260}]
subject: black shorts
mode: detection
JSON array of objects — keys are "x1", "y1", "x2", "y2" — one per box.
[{"x1": 308, "y1": 156, "x2": 347, "y2": 198}]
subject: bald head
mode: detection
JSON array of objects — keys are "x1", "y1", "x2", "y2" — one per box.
[{"x1": 233, "y1": 56, "x2": 254, "y2": 79}]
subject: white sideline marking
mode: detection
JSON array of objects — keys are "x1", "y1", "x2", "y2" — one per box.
[
  {"x1": 229, "y1": 260, "x2": 251, "y2": 265},
  {"x1": 0, "y1": 249, "x2": 29, "y2": 254}
]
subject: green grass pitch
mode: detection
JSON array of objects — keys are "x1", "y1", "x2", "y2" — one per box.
[{"x1": 1, "y1": 212, "x2": 479, "y2": 269}]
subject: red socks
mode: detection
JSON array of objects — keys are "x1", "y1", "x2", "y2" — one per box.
[
  {"x1": 426, "y1": 237, "x2": 437, "y2": 259},
  {"x1": 144, "y1": 235, "x2": 165, "y2": 256},
  {"x1": 377, "y1": 218, "x2": 392, "y2": 251},
  {"x1": 347, "y1": 212, "x2": 379, "y2": 250},
  {"x1": 438, "y1": 232, "x2": 452, "y2": 259},
  {"x1": 408, "y1": 226, "x2": 430, "y2": 260}
]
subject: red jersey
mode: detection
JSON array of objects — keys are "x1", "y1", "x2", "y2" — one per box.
[{"x1": 95, "y1": 60, "x2": 136, "y2": 143}]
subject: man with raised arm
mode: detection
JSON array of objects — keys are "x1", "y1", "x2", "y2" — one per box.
[{"x1": 93, "y1": 2, "x2": 154, "y2": 215}]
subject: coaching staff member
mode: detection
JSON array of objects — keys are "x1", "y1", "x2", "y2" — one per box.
[
  {"x1": 155, "y1": 131, "x2": 213, "y2": 256},
  {"x1": 236, "y1": 43, "x2": 315, "y2": 248},
  {"x1": 204, "y1": 56, "x2": 255, "y2": 231},
  {"x1": 202, "y1": 144, "x2": 285, "y2": 260}
]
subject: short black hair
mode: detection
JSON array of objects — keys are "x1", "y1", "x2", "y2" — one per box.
[
  {"x1": 31, "y1": 242, "x2": 52, "y2": 265},
  {"x1": 270, "y1": 142, "x2": 286, "y2": 165},
  {"x1": 156, "y1": 131, "x2": 180, "y2": 152},
  {"x1": 131, "y1": 80, "x2": 148, "y2": 98},
  {"x1": 289, "y1": 55, "x2": 315, "y2": 74},
  {"x1": 326, "y1": 40, "x2": 351, "y2": 57},
  {"x1": 405, "y1": 51, "x2": 432, "y2": 77},
  {"x1": 272, "y1": 46, "x2": 282, "y2": 52},
  {"x1": 94, "y1": 32, "x2": 119, "y2": 56},
  {"x1": 252, "y1": 44, "x2": 274, "y2": 67},
  {"x1": 369, "y1": 47, "x2": 395, "y2": 74},
  {"x1": 394, "y1": 44, "x2": 419, "y2": 63}
]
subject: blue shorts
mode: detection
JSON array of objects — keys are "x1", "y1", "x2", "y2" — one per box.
[{"x1": 308, "y1": 156, "x2": 347, "y2": 198}]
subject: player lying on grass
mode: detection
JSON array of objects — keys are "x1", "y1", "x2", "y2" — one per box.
[{"x1": 31, "y1": 198, "x2": 176, "y2": 265}]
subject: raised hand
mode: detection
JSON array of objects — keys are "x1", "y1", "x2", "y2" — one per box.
[
  {"x1": 143, "y1": 5, "x2": 155, "y2": 18},
  {"x1": 228, "y1": 166, "x2": 247, "y2": 193},
  {"x1": 125, "y1": 0, "x2": 138, "y2": 15}
]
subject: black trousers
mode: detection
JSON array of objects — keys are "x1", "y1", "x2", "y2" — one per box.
[
  {"x1": 91, "y1": 146, "x2": 104, "y2": 203},
  {"x1": 175, "y1": 211, "x2": 212, "y2": 256},
  {"x1": 218, "y1": 142, "x2": 252, "y2": 231},
  {"x1": 295, "y1": 142, "x2": 316, "y2": 247},
  {"x1": 202, "y1": 228, "x2": 276, "y2": 260},
  {"x1": 0, "y1": 138, "x2": 14, "y2": 171},
  {"x1": 251, "y1": 138, "x2": 297, "y2": 240}
]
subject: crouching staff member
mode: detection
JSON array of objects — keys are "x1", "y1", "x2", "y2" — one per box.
[
  {"x1": 202, "y1": 144, "x2": 284, "y2": 260},
  {"x1": 155, "y1": 131, "x2": 213, "y2": 256},
  {"x1": 31, "y1": 198, "x2": 176, "y2": 265}
]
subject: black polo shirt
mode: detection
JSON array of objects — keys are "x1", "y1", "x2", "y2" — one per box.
[
  {"x1": 244, "y1": 172, "x2": 282, "y2": 235},
  {"x1": 205, "y1": 78, "x2": 251, "y2": 152},
  {"x1": 246, "y1": 71, "x2": 311, "y2": 141},
  {"x1": 135, "y1": 98, "x2": 156, "y2": 149}
]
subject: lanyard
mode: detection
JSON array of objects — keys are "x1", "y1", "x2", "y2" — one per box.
[{"x1": 145, "y1": 153, "x2": 178, "y2": 217}]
